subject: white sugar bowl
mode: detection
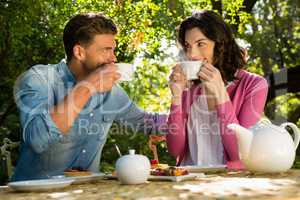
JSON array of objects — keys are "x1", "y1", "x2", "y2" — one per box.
[{"x1": 116, "y1": 149, "x2": 150, "y2": 184}]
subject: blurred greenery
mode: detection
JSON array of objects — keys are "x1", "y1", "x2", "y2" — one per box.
[
  {"x1": 294, "y1": 156, "x2": 300, "y2": 169},
  {"x1": 0, "y1": 0, "x2": 299, "y2": 184}
]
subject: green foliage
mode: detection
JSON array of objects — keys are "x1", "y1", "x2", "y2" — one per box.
[
  {"x1": 243, "y1": 0, "x2": 300, "y2": 129},
  {"x1": 243, "y1": 0, "x2": 300, "y2": 73},
  {"x1": 266, "y1": 93, "x2": 300, "y2": 127}
]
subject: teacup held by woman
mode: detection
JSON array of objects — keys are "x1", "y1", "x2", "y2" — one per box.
[{"x1": 179, "y1": 61, "x2": 203, "y2": 80}]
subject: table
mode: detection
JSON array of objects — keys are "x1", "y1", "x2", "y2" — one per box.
[{"x1": 1, "y1": 170, "x2": 300, "y2": 200}]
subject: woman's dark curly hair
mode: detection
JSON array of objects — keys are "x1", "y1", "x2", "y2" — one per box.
[{"x1": 178, "y1": 10, "x2": 246, "y2": 82}]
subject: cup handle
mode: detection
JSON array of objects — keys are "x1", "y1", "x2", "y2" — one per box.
[{"x1": 280, "y1": 122, "x2": 300, "y2": 150}]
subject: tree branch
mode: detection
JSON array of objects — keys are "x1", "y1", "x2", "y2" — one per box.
[
  {"x1": 211, "y1": 0, "x2": 222, "y2": 15},
  {"x1": 242, "y1": 0, "x2": 258, "y2": 13},
  {"x1": 230, "y1": 0, "x2": 259, "y2": 33}
]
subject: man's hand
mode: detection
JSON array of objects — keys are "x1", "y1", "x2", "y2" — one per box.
[
  {"x1": 84, "y1": 64, "x2": 121, "y2": 94},
  {"x1": 50, "y1": 64, "x2": 120, "y2": 134}
]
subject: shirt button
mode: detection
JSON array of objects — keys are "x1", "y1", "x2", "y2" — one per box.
[
  {"x1": 90, "y1": 113, "x2": 94, "y2": 117},
  {"x1": 82, "y1": 149, "x2": 86, "y2": 153}
]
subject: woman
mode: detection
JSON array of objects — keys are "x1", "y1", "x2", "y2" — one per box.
[{"x1": 167, "y1": 10, "x2": 268, "y2": 169}]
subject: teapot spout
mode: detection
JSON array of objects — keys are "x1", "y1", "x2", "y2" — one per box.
[{"x1": 227, "y1": 124, "x2": 253, "y2": 161}]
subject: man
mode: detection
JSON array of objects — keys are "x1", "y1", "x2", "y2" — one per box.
[{"x1": 12, "y1": 13, "x2": 167, "y2": 181}]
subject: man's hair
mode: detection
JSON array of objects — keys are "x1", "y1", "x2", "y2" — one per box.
[
  {"x1": 178, "y1": 10, "x2": 246, "y2": 82},
  {"x1": 63, "y1": 13, "x2": 117, "y2": 62}
]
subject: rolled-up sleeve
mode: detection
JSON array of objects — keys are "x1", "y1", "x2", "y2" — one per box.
[{"x1": 14, "y1": 71, "x2": 62, "y2": 154}]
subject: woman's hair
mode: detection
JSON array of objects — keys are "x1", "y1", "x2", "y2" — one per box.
[{"x1": 178, "y1": 10, "x2": 246, "y2": 82}]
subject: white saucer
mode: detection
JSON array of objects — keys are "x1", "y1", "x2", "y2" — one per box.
[
  {"x1": 148, "y1": 173, "x2": 204, "y2": 182},
  {"x1": 184, "y1": 164, "x2": 227, "y2": 173},
  {"x1": 104, "y1": 173, "x2": 205, "y2": 182},
  {"x1": 52, "y1": 172, "x2": 105, "y2": 184},
  {"x1": 8, "y1": 179, "x2": 74, "y2": 192}
]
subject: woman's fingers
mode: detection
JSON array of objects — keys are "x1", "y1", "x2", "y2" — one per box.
[
  {"x1": 198, "y1": 71, "x2": 211, "y2": 81},
  {"x1": 172, "y1": 64, "x2": 183, "y2": 73},
  {"x1": 173, "y1": 72, "x2": 186, "y2": 81},
  {"x1": 198, "y1": 62, "x2": 222, "y2": 81},
  {"x1": 198, "y1": 64, "x2": 214, "y2": 80},
  {"x1": 202, "y1": 62, "x2": 216, "y2": 73},
  {"x1": 199, "y1": 67, "x2": 213, "y2": 78},
  {"x1": 170, "y1": 65, "x2": 186, "y2": 82},
  {"x1": 170, "y1": 72, "x2": 179, "y2": 81}
]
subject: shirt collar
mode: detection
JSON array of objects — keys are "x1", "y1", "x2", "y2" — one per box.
[{"x1": 58, "y1": 59, "x2": 76, "y2": 85}]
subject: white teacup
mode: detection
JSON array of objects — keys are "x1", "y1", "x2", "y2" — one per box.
[
  {"x1": 116, "y1": 63, "x2": 134, "y2": 81},
  {"x1": 179, "y1": 61, "x2": 204, "y2": 80}
]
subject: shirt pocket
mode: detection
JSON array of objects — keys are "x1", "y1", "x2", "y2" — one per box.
[
  {"x1": 58, "y1": 134, "x2": 75, "y2": 144},
  {"x1": 102, "y1": 114, "x2": 115, "y2": 123},
  {"x1": 97, "y1": 114, "x2": 115, "y2": 141},
  {"x1": 58, "y1": 127, "x2": 87, "y2": 144}
]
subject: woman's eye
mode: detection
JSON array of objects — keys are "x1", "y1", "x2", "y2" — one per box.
[{"x1": 197, "y1": 42, "x2": 205, "y2": 47}]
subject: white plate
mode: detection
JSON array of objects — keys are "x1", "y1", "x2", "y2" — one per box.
[
  {"x1": 148, "y1": 173, "x2": 204, "y2": 182},
  {"x1": 103, "y1": 173, "x2": 118, "y2": 180},
  {"x1": 8, "y1": 179, "x2": 74, "y2": 192},
  {"x1": 184, "y1": 164, "x2": 227, "y2": 173},
  {"x1": 103, "y1": 173, "x2": 204, "y2": 182},
  {"x1": 52, "y1": 173, "x2": 106, "y2": 184}
]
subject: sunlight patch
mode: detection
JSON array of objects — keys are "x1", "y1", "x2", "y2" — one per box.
[{"x1": 173, "y1": 177, "x2": 296, "y2": 197}]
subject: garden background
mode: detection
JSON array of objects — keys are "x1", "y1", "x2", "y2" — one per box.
[{"x1": 0, "y1": 0, "x2": 299, "y2": 184}]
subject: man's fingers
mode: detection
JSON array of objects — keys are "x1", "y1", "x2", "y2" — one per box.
[
  {"x1": 106, "y1": 65, "x2": 118, "y2": 73},
  {"x1": 114, "y1": 72, "x2": 121, "y2": 80}
]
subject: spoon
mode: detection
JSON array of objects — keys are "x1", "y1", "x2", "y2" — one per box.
[{"x1": 114, "y1": 144, "x2": 122, "y2": 157}]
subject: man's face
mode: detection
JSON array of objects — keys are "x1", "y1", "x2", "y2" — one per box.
[{"x1": 80, "y1": 34, "x2": 117, "y2": 74}]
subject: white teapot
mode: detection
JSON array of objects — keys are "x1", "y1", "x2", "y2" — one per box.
[
  {"x1": 116, "y1": 149, "x2": 150, "y2": 184},
  {"x1": 227, "y1": 120, "x2": 300, "y2": 172}
]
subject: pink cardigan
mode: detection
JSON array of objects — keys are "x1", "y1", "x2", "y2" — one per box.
[{"x1": 166, "y1": 70, "x2": 268, "y2": 169}]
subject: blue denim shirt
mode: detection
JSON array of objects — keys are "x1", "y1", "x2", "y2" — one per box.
[{"x1": 11, "y1": 60, "x2": 167, "y2": 181}]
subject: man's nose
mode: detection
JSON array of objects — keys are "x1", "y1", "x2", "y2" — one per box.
[{"x1": 110, "y1": 52, "x2": 117, "y2": 63}]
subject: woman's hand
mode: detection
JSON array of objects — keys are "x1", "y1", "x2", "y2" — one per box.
[
  {"x1": 169, "y1": 64, "x2": 187, "y2": 105},
  {"x1": 197, "y1": 63, "x2": 229, "y2": 105}
]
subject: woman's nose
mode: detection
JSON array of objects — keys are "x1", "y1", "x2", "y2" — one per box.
[{"x1": 188, "y1": 48, "x2": 203, "y2": 61}]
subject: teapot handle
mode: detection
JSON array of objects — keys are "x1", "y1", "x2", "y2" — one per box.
[{"x1": 280, "y1": 123, "x2": 300, "y2": 150}]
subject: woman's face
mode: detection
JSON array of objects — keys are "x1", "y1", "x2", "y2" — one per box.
[{"x1": 184, "y1": 27, "x2": 215, "y2": 64}]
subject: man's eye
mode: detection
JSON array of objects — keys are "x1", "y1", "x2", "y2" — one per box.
[{"x1": 101, "y1": 49, "x2": 110, "y2": 54}]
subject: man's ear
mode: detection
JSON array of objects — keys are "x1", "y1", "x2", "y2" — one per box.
[{"x1": 73, "y1": 44, "x2": 86, "y2": 61}]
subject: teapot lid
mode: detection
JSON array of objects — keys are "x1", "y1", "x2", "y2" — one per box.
[
  {"x1": 254, "y1": 120, "x2": 287, "y2": 134},
  {"x1": 129, "y1": 149, "x2": 135, "y2": 155}
]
